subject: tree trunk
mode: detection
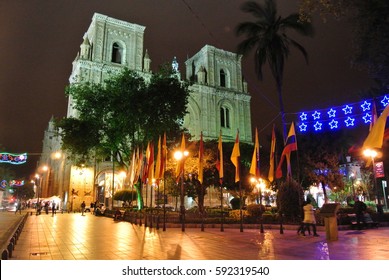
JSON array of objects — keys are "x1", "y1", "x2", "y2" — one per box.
[{"x1": 276, "y1": 80, "x2": 287, "y2": 142}]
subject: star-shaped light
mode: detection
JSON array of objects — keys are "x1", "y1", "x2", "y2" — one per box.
[
  {"x1": 312, "y1": 111, "x2": 321, "y2": 120},
  {"x1": 342, "y1": 105, "x2": 353, "y2": 115},
  {"x1": 381, "y1": 95, "x2": 389, "y2": 107},
  {"x1": 299, "y1": 112, "x2": 307, "y2": 121},
  {"x1": 363, "y1": 113, "x2": 372, "y2": 124},
  {"x1": 299, "y1": 123, "x2": 307, "y2": 132},
  {"x1": 329, "y1": 119, "x2": 338, "y2": 129},
  {"x1": 327, "y1": 108, "x2": 336, "y2": 118},
  {"x1": 314, "y1": 121, "x2": 322, "y2": 131},
  {"x1": 360, "y1": 101, "x2": 371, "y2": 112},
  {"x1": 345, "y1": 117, "x2": 355, "y2": 127}
]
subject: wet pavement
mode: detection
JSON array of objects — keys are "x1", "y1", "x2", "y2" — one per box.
[{"x1": 2, "y1": 210, "x2": 389, "y2": 260}]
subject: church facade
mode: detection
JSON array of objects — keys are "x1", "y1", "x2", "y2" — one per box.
[{"x1": 39, "y1": 13, "x2": 253, "y2": 209}]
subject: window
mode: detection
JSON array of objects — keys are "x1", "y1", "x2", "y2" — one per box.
[
  {"x1": 220, "y1": 107, "x2": 230, "y2": 128},
  {"x1": 220, "y1": 69, "x2": 226, "y2": 87},
  {"x1": 111, "y1": 43, "x2": 122, "y2": 64}
]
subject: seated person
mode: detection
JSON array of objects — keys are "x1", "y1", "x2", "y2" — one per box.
[
  {"x1": 95, "y1": 207, "x2": 103, "y2": 216},
  {"x1": 114, "y1": 209, "x2": 122, "y2": 220}
]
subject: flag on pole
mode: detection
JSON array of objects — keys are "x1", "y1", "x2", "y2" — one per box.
[
  {"x1": 198, "y1": 132, "x2": 204, "y2": 184},
  {"x1": 249, "y1": 127, "x2": 260, "y2": 177},
  {"x1": 363, "y1": 104, "x2": 389, "y2": 150},
  {"x1": 268, "y1": 124, "x2": 276, "y2": 182},
  {"x1": 128, "y1": 149, "x2": 136, "y2": 186},
  {"x1": 276, "y1": 122, "x2": 297, "y2": 179},
  {"x1": 176, "y1": 133, "x2": 186, "y2": 177},
  {"x1": 370, "y1": 101, "x2": 378, "y2": 131},
  {"x1": 161, "y1": 132, "x2": 167, "y2": 178},
  {"x1": 141, "y1": 145, "x2": 148, "y2": 184},
  {"x1": 216, "y1": 131, "x2": 224, "y2": 182},
  {"x1": 155, "y1": 136, "x2": 162, "y2": 179},
  {"x1": 133, "y1": 147, "x2": 141, "y2": 184},
  {"x1": 230, "y1": 130, "x2": 240, "y2": 183},
  {"x1": 147, "y1": 141, "x2": 154, "y2": 183}
]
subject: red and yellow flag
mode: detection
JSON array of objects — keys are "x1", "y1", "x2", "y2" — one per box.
[
  {"x1": 198, "y1": 132, "x2": 204, "y2": 184},
  {"x1": 363, "y1": 104, "x2": 389, "y2": 150},
  {"x1": 161, "y1": 132, "x2": 167, "y2": 178},
  {"x1": 147, "y1": 141, "x2": 154, "y2": 183},
  {"x1": 276, "y1": 122, "x2": 297, "y2": 179},
  {"x1": 230, "y1": 130, "x2": 240, "y2": 183},
  {"x1": 155, "y1": 136, "x2": 162, "y2": 180},
  {"x1": 176, "y1": 133, "x2": 186, "y2": 177},
  {"x1": 216, "y1": 131, "x2": 224, "y2": 182},
  {"x1": 249, "y1": 127, "x2": 260, "y2": 177},
  {"x1": 268, "y1": 125, "x2": 276, "y2": 182}
]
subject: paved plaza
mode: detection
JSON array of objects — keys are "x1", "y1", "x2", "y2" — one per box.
[{"x1": 2, "y1": 210, "x2": 389, "y2": 260}]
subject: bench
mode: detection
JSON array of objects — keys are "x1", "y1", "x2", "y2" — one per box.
[{"x1": 348, "y1": 213, "x2": 379, "y2": 229}]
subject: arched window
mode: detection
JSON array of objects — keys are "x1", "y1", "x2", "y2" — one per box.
[
  {"x1": 111, "y1": 43, "x2": 122, "y2": 64},
  {"x1": 220, "y1": 69, "x2": 226, "y2": 87},
  {"x1": 220, "y1": 106, "x2": 230, "y2": 128}
]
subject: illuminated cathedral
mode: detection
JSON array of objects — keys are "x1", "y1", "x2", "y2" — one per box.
[{"x1": 39, "y1": 13, "x2": 253, "y2": 209}]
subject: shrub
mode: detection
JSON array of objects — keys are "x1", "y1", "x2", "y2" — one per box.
[
  {"x1": 276, "y1": 178, "x2": 304, "y2": 222},
  {"x1": 246, "y1": 204, "x2": 264, "y2": 218},
  {"x1": 229, "y1": 209, "x2": 249, "y2": 221}
]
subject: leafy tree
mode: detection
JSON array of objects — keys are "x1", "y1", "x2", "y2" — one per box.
[
  {"x1": 351, "y1": 1, "x2": 389, "y2": 90},
  {"x1": 298, "y1": 0, "x2": 352, "y2": 22},
  {"x1": 163, "y1": 138, "x2": 255, "y2": 214},
  {"x1": 235, "y1": 0, "x2": 314, "y2": 139},
  {"x1": 298, "y1": 131, "x2": 350, "y2": 202},
  {"x1": 12, "y1": 181, "x2": 35, "y2": 201},
  {"x1": 276, "y1": 178, "x2": 304, "y2": 222},
  {"x1": 299, "y1": 0, "x2": 389, "y2": 91},
  {"x1": 56, "y1": 67, "x2": 189, "y2": 209},
  {"x1": 56, "y1": 67, "x2": 189, "y2": 169},
  {"x1": 113, "y1": 189, "x2": 138, "y2": 206}
]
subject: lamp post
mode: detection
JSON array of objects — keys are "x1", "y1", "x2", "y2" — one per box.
[
  {"x1": 34, "y1": 165, "x2": 48, "y2": 215},
  {"x1": 251, "y1": 177, "x2": 265, "y2": 233},
  {"x1": 174, "y1": 149, "x2": 188, "y2": 232},
  {"x1": 257, "y1": 179, "x2": 265, "y2": 233},
  {"x1": 34, "y1": 174, "x2": 41, "y2": 215},
  {"x1": 363, "y1": 149, "x2": 382, "y2": 213},
  {"x1": 349, "y1": 172, "x2": 356, "y2": 199}
]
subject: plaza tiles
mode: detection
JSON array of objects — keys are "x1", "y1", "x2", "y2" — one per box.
[{"x1": 3, "y1": 211, "x2": 389, "y2": 260}]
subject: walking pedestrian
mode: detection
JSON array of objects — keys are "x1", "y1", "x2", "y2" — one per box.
[
  {"x1": 81, "y1": 201, "x2": 86, "y2": 216},
  {"x1": 297, "y1": 200, "x2": 310, "y2": 236},
  {"x1": 44, "y1": 201, "x2": 49, "y2": 215},
  {"x1": 15, "y1": 200, "x2": 22, "y2": 215},
  {"x1": 52, "y1": 201, "x2": 56, "y2": 216},
  {"x1": 302, "y1": 198, "x2": 319, "y2": 237},
  {"x1": 353, "y1": 197, "x2": 367, "y2": 230}
]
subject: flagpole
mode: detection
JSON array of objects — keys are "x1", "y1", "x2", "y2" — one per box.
[
  {"x1": 239, "y1": 178, "x2": 243, "y2": 232},
  {"x1": 163, "y1": 177, "x2": 166, "y2": 231},
  {"x1": 220, "y1": 179, "x2": 224, "y2": 232},
  {"x1": 217, "y1": 130, "x2": 225, "y2": 232}
]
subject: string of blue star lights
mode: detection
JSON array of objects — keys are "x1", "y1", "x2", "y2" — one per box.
[{"x1": 296, "y1": 95, "x2": 389, "y2": 133}]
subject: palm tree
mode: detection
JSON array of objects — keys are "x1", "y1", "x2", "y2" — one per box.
[{"x1": 236, "y1": 0, "x2": 314, "y2": 140}]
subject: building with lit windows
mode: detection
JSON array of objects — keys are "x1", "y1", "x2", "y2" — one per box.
[{"x1": 39, "y1": 13, "x2": 252, "y2": 209}]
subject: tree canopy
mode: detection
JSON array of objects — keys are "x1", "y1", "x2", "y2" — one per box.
[
  {"x1": 56, "y1": 67, "x2": 190, "y2": 168},
  {"x1": 236, "y1": 0, "x2": 314, "y2": 139},
  {"x1": 299, "y1": 0, "x2": 389, "y2": 91}
]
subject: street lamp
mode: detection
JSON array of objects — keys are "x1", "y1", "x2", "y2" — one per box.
[
  {"x1": 34, "y1": 174, "x2": 41, "y2": 215},
  {"x1": 174, "y1": 149, "x2": 189, "y2": 232},
  {"x1": 251, "y1": 177, "x2": 266, "y2": 233},
  {"x1": 363, "y1": 148, "x2": 381, "y2": 213},
  {"x1": 349, "y1": 172, "x2": 356, "y2": 198},
  {"x1": 34, "y1": 165, "x2": 48, "y2": 215}
]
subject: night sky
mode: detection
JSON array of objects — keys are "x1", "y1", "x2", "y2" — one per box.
[{"x1": 0, "y1": 1, "x2": 372, "y2": 179}]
